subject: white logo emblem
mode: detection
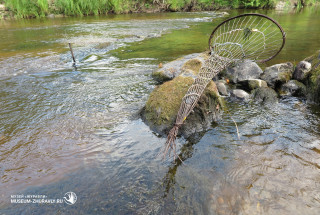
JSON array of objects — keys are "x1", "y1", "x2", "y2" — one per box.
[{"x1": 63, "y1": 192, "x2": 77, "y2": 205}]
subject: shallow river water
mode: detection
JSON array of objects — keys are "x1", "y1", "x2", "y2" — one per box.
[{"x1": 0, "y1": 8, "x2": 320, "y2": 215}]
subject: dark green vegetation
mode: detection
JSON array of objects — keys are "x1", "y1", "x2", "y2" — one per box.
[
  {"x1": 2, "y1": 0, "x2": 320, "y2": 18},
  {"x1": 3, "y1": 0, "x2": 48, "y2": 18},
  {"x1": 305, "y1": 50, "x2": 320, "y2": 103}
]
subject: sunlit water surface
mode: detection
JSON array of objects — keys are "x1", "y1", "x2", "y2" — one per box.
[{"x1": 0, "y1": 8, "x2": 320, "y2": 214}]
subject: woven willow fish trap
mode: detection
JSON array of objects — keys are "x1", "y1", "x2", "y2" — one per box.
[{"x1": 164, "y1": 13, "x2": 286, "y2": 160}]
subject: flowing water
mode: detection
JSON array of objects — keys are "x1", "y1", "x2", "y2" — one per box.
[{"x1": 0, "y1": 8, "x2": 320, "y2": 215}]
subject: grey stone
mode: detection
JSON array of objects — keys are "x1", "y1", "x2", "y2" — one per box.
[
  {"x1": 251, "y1": 87, "x2": 278, "y2": 104},
  {"x1": 248, "y1": 79, "x2": 268, "y2": 90},
  {"x1": 293, "y1": 61, "x2": 312, "y2": 82},
  {"x1": 260, "y1": 62, "x2": 294, "y2": 89},
  {"x1": 219, "y1": 12, "x2": 229, "y2": 16},
  {"x1": 275, "y1": 1, "x2": 295, "y2": 10},
  {"x1": 216, "y1": 82, "x2": 228, "y2": 96},
  {"x1": 280, "y1": 80, "x2": 306, "y2": 97},
  {"x1": 152, "y1": 53, "x2": 208, "y2": 83},
  {"x1": 231, "y1": 89, "x2": 250, "y2": 102},
  {"x1": 225, "y1": 60, "x2": 263, "y2": 84},
  {"x1": 47, "y1": 14, "x2": 55, "y2": 18},
  {"x1": 239, "y1": 79, "x2": 268, "y2": 90}
]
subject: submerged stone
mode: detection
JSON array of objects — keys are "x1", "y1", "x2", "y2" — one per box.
[
  {"x1": 230, "y1": 89, "x2": 250, "y2": 102},
  {"x1": 251, "y1": 87, "x2": 278, "y2": 104}
]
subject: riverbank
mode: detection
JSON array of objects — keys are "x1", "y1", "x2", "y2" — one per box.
[{"x1": 0, "y1": 0, "x2": 319, "y2": 20}]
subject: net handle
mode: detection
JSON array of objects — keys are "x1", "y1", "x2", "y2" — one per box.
[{"x1": 208, "y1": 13, "x2": 286, "y2": 63}]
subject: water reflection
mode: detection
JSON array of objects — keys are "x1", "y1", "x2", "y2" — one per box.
[
  {"x1": 161, "y1": 140, "x2": 197, "y2": 198},
  {"x1": 1, "y1": 97, "x2": 320, "y2": 214}
]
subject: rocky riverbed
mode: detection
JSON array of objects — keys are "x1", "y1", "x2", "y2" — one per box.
[{"x1": 142, "y1": 50, "x2": 320, "y2": 140}]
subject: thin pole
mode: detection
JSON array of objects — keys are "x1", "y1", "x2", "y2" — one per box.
[{"x1": 68, "y1": 43, "x2": 77, "y2": 69}]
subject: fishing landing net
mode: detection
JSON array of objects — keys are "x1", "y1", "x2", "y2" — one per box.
[{"x1": 164, "y1": 13, "x2": 286, "y2": 160}]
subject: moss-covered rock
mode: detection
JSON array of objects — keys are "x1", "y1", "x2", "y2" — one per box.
[
  {"x1": 238, "y1": 79, "x2": 268, "y2": 91},
  {"x1": 293, "y1": 61, "x2": 312, "y2": 82},
  {"x1": 152, "y1": 52, "x2": 208, "y2": 83},
  {"x1": 248, "y1": 79, "x2": 268, "y2": 90},
  {"x1": 142, "y1": 76, "x2": 222, "y2": 139},
  {"x1": 260, "y1": 62, "x2": 294, "y2": 89},
  {"x1": 181, "y1": 58, "x2": 203, "y2": 74},
  {"x1": 280, "y1": 80, "x2": 306, "y2": 97},
  {"x1": 144, "y1": 76, "x2": 194, "y2": 129},
  {"x1": 304, "y1": 50, "x2": 320, "y2": 103}
]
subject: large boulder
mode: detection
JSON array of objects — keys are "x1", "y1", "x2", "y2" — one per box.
[
  {"x1": 141, "y1": 76, "x2": 222, "y2": 139},
  {"x1": 152, "y1": 52, "x2": 209, "y2": 83},
  {"x1": 293, "y1": 61, "x2": 312, "y2": 82},
  {"x1": 224, "y1": 60, "x2": 263, "y2": 84},
  {"x1": 251, "y1": 87, "x2": 278, "y2": 104},
  {"x1": 260, "y1": 62, "x2": 294, "y2": 89},
  {"x1": 303, "y1": 50, "x2": 320, "y2": 103}
]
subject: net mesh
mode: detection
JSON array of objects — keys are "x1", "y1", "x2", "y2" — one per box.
[{"x1": 164, "y1": 14, "x2": 285, "y2": 160}]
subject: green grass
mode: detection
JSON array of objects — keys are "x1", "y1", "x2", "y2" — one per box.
[
  {"x1": 54, "y1": 0, "x2": 109, "y2": 16},
  {"x1": 3, "y1": 0, "x2": 320, "y2": 18},
  {"x1": 4, "y1": 0, "x2": 48, "y2": 18},
  {"x1": 54, "y1": 0, "x2": 151, "y2": 15}
]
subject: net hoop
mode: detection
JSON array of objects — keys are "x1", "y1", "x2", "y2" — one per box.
[{"x1": 208, "y1": 13, "x2": 286, "y2": 63}]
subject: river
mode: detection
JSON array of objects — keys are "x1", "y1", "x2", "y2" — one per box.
[{"x1": 0, "y1": 8, "x2": 320, "y2": 214}]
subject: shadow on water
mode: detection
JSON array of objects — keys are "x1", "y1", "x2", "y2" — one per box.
[{"x1": 161, "y1": 140, "x2": 198, "y2": 198}]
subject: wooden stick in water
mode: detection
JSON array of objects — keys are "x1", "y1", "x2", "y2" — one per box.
[{"x1": 68, "y1": 43, "x2": 77, "y2": 69}]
